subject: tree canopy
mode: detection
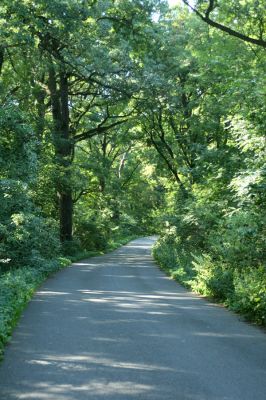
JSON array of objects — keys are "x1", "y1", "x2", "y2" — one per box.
[{"x1": 0, "y1": 0, "x2": 265, "y2": 325}]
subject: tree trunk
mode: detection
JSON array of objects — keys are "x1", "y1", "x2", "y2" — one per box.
[
  {"x1": 58, "y1": 70, "x2": 73, "y2": 242},
  {"x1": 48, "y1": 64, "x2": 73, "y2": 242},
  {"x1": 0, "y1": 47, "x2": 4, "y2": 76},
  {"x1": 35, "y1": 87, "x2": 46, "y2": 140},
  {"x1": 59, "y1": 192, "x2": 73, "y2": 242}
]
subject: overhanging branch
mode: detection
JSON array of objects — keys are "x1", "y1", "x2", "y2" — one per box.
[{"x1": 182, "y1": 0, "x2": 266, "y2": 48}]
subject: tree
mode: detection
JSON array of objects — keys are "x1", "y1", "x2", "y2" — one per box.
[{"x1": 1, "y1": 0, "x2": 163, "y2": 242}]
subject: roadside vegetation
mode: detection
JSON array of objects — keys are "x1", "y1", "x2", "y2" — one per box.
[{"x1": 0, "y1": 0, "x2": 265, "y2": 356}]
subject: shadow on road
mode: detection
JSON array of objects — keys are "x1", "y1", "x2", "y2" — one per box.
[{"x1": 0, "y1": 238, "x2": 266, "y2": 400}]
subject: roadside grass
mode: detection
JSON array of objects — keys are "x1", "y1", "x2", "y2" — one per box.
[{"x1": 0, "y1": 234, "x2": 138, "y2": 359}]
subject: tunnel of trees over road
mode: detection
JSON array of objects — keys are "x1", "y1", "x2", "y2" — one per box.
[{"x1": 0, "y1": 0, "x2": 265, "y2": 336}]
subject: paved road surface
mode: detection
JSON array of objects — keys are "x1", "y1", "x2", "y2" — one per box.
[{"x1": 0, "y1": 237, "x2": 266, "y2": 399}]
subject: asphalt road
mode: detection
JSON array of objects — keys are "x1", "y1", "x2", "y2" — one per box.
[{"x1": 0, "y1": 237, "x2": 266, "y2": 400}]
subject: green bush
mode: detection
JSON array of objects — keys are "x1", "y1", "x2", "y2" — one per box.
[
  {"x1": 153, "y1": 233, "x2": 195, "y2": 287},
  {"x1": 153, "y1": 233, "x2": 266, "y2": 326},
  {"x1": 230, "y1": 266, "x2": 266, "y2": 324},
  {"x1": 118, "y1": 213, "x2": 140, "y2": 235},
  {"x1": 153, "y1": 231, "x2": 178, "y2": 270},
  {"x1": 0, "y1": 190, "x2": 60, "y2": 272},
  {"x1": 208, "y1": 209, "x2": 265, "y2": 268},
  {"x1": 190, "y1": 254, "x2": 234, "y2": 300},
  {"x1": 0, "y1": 105, "x2": 61, "y2": 273},
  {"x1": 74, "y1": 220, "x2": 108, "y2": 251}
]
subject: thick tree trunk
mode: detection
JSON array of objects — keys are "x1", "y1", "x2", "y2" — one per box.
[
  {"x1": 59, "y1": 192, "x2": 73, "y2": 242},
  {"x1": 48, "y1": 64, "x2": 73, "y2": 242},
  {"x1": 0, "y1": 47, "x2": 4, "y2": 76},
  {"x1": 58, "y1": 70, "x2": 73, "y2": 242}
]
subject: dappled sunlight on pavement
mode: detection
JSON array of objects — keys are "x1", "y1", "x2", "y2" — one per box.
[{"x1": 0, "y1": 237, "x2": 266, "y2": 400}]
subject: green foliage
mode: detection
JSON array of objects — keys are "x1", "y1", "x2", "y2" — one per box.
[
  {"x1": 231, "y1": 267, "x2": 266, "y2": 324},
  {"x1": 190, "y1": 254, "x2": 234, "y2": 301},
  {"x1": 0, "y1": 210, "x2": 60, "y2": 272},
  {"x1": 151, "y1": 9, "x2": 265, "y2": 324},
  {"x1": 0, "y1": 105, "x2": 61, "y2": 273},
  {"x1": 154, "y1": 173, "x2": 266, "y2": 323},
  {"x1": 209, "y1": 209, "x2": 265, "y2": 268},
  {"x1": 74, "y1": 219, "x2": 109, "y2": 252},
  {"x1": 154, "y1": 232, "x2": 266, "y2": 326},
  {"x1": 0, "y1": 105, "x2": 36, "y2": 180},
  {"x1": 153, "y1": 231, "x2": 195, "y2": 287}
]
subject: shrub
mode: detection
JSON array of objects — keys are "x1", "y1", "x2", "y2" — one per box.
[
  {"x1": 153, "y1": 232, "x2": 195, "y2": 286},
  {"x1": 230, "y1": 266, "x2": 266, "y2": 325},
  {"x1": 0, "y1": 198, "x2": 60, "y2": 272},
  {"x1": 74, "y1": 220, "x2": 108, "y2": 251},
  {"x1": 153, "y1": 235, "x2": 266, "y2": 326},
  {"x1": 191, "y1": 254, "x2": 234, "y2": 300},
  {"x1": 209, "y1": 209, "x2": 265, "y2": 268}
]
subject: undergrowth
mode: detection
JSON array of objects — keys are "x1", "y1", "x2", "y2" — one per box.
[{"x1": 153, "y1": 235, "x2": 266, "y2": 326}]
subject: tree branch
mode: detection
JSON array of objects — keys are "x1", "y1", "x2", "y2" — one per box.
[
  {"x1": 147, "y1": 128, "x2": 186, "y2": 191},
  {"x1": 121, "y1": 162, "x2": 141, "y2": 189},
  {"x1": 169, "y1": 116, "x2": 193, "y2": 168},
  {"x1": 182, "y1": 0, "x2": 266, "y2": 48},
  {"x1": 73, "y1": 189, "x2": 90, "y2": 204},
  {"x1": 74, "y1": 119, "x2": 128, "y2": 142},
  {"x1": 205, "y1": 0, "x2": 215, "y2": 19}
]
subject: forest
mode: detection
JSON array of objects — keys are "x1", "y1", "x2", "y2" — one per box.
[{"x1": 0, "y1": 0, "x2": 265, "y2": 355}]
